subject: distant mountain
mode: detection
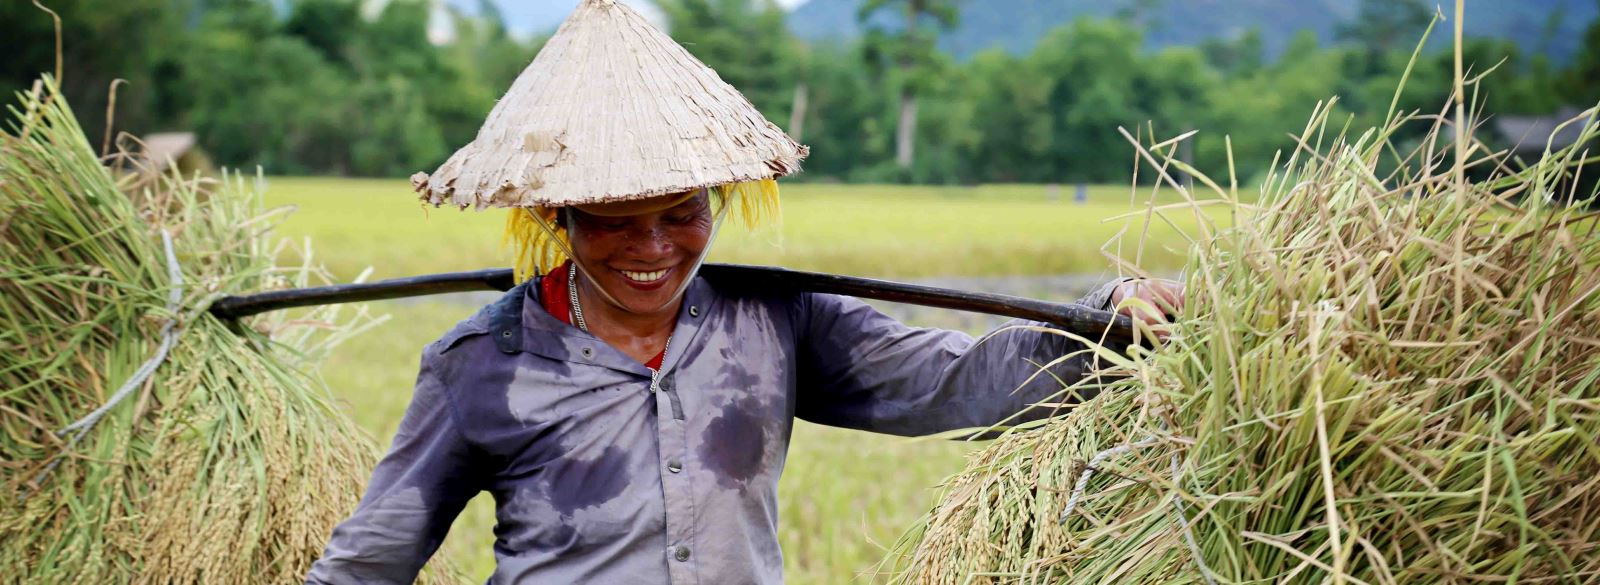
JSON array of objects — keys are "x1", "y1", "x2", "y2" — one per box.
[
  {"x1": 462, "y1": 0, "x2": 1597, "y2": 63},
  {"x1": 787, "y1": 0, "x2": 1598, "y2": 62}
]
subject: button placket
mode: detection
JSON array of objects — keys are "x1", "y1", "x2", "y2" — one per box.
[
  {"x1": 655, "y1": 285, "x2": 714, "y2": 585},
  {"x1": 655, "y1": 368, "x2": 698, "y2": 584}
]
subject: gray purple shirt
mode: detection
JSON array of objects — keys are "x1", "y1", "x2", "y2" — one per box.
[{"x1": 306, "y1": 275, "x2": 1120, "y2": 584}]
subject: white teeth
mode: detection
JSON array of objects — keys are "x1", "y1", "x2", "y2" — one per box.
[{"x1": 621, "y1": 269, "x2": 667, "y2": 282}]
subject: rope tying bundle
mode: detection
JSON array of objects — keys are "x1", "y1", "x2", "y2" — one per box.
[
  {"x1": 1057, "y1": 434, "x2": 1218, "y2": 584},
  {"x1": 24, "y1": 230, "x2": 186, "y2": 498}
]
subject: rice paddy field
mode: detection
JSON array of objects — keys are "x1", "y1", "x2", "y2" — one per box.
[
  {"x1": 266, "y1": 177, "x2": 1212, "y2": 281},
  {"x1": 263, "y1": 176, "x2": 1212, "y2": 583}
]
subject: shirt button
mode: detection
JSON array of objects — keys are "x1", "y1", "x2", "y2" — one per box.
[
  {"x1": 580, "y1": 347, "x2": 594, "y2": 358},
  {"x1": 666, "y1": 460, "x2": 683, "y2": 473},
  {"x1": 673, "y1": 545, "x2": 691, "y2": 562},
  {"x1": 688, "y1": 305, "x2": 700, "y2": 317}
]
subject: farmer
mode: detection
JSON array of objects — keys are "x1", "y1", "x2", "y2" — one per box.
[{"x1": 307, "y1": 1, "x2": 1181, "y2": 583}]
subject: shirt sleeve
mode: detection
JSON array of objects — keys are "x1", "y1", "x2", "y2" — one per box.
[
  {"x1": 792, "y1": 279, "x2": 1124, "y2": 436},
  {"x1": 306, "y1": 349, "x2": 485, "y2": 584}
]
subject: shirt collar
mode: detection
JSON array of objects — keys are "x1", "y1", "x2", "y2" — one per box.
[{"x1": 493, "y1": 273, "x2": 721, "y2": 377}]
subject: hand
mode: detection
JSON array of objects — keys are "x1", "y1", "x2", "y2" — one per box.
[{"x1": 1109, "y1": 278, "x2": 1184, "y2": 334}]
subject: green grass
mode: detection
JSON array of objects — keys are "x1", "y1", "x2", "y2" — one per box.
[
  {"x1": 274, "y1": 177, "x2": 1212, "y2": 583},
  {"x1": 264, "y1": 177, "x2": 1211, "y2": 281}
]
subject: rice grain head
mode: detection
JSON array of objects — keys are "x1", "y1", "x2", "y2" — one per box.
[
  {"x1": 0, "y1": 78, "x2": 460, "y2": 583},
  {"x1": 886, "y1": 74, "x2": 1600, "y2": 585}
]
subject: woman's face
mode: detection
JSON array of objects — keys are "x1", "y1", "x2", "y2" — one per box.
[{"x1": 567, "y1": 191, "x2": 714, "y2": 315}]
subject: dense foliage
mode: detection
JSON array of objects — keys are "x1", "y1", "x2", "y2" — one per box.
[{"x1": 3, "y1": 0, "x2": 1596, "y2": 183}]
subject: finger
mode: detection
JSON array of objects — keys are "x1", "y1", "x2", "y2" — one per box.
[
  {"x1": 1117, "y1": 297, "x2": 1168, "y2": 325},
  {"x1": 1148, "y1": 281, "x2": 1183, "y2": 315}
]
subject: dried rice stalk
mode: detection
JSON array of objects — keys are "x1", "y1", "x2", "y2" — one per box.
[{"x1": 886, "y1": 65, "x2": 1600, "y2": 585}]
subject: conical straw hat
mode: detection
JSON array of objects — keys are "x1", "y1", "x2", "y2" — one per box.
[{"x1": 413, "y1": 0, "x2": 808, "y2": 210}]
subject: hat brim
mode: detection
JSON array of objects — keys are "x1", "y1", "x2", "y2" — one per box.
[{"x1": 572, "y1": 189, "x2": 701, "y2": 217}]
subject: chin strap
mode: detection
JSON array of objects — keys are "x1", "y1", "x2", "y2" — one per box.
[{"x1": 539, "y1": 196, "x2": 732, "y2": 316}]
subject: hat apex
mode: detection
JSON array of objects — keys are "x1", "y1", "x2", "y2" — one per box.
[{"x1": 414, "y1": 0, "x2": 808, "y2": 210}]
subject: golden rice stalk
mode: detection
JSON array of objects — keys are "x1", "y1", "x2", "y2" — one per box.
[
  {"x1": 886, "y1": 73, "x2": 1600, "y2": 585},
  {"x1": 0, "y1": 78, "x2": 459, "y2": 583}
]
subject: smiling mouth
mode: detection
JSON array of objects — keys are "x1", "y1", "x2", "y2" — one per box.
[{"x1": 619, "y1": 268, "x2": 669, "y2": 283}]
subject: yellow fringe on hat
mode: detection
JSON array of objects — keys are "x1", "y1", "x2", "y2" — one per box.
[
  {"x1": 718, "y1": 178, "x2": 782, "y2": 231},
  {"x1": 503, "y1": 206, "x2": 567, "y2": 283},
  {"x1": 502, "y1": 179, "x2": 782, "y2": 283}
]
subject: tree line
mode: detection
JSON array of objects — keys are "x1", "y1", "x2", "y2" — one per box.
[{"x1": 3, "y1": 0, "x2": 1597, "y2": 184}]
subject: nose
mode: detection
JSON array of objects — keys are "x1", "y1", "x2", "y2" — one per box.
[{"x1": 623, "y1": 221, "x2": 674, "y2": 259}]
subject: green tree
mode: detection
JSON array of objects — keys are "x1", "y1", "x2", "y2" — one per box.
[
  {"x1": 5, "y1": 0, "x2": 1579, "y2": 185},
  {"x1": 349, "y1": 77, "x2": 447, "y2": 176},
  {"x1": 1, "y1": 0, "x2": 189, "y2": 146},
  {"x1": 1564, "y1": 2, "x2": 1600, "y2": 104},
  {"x1": 1338, "y1": 0, "x2": 1433, "y2": 56},
  {"x1": 180, "y1": 29, "x2": 357, "y2": 173},
  {"x1": 284, "y1": 0, "x2": 364, "y2": 69},
  {"x1": 858, "y1": 0, "x2": 959, "y2": 172},
  {"x1": 1200, "y1": 31, "x2": 1346, "y2": 183},
  {"x1": 657, "y1": 0, "x2": 802, "y2": 124},
  {"x1": 790, "y1": 43, "x2": 890, "y2": 179},
  {"x1": 1199, "y1": 29, "x2": 1263, "y2": 78},
  {"x1": 354, "y1": 0, "x2": 488, "y2": 153},
  {"x1": 960, "y1": 49, "x2": 1052, "y2": 182},
  {"x1": 1028, "y1": 19, "x2": 1148, "y2": 183},
  {"x1": 447, "y1": 1, "x2": 544, "y2": 95}
]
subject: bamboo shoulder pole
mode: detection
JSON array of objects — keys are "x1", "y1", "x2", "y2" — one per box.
[{"x1": 208, "y1": 264, "x2": 1139, "y2": 344}]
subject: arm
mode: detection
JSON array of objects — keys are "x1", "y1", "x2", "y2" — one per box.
[
  {"x1": 793, "y1": 280, "x2": 1122, "y2": 436},
  {"x1": 306, "y1": 351, "x2": 485, "y2": 584}
]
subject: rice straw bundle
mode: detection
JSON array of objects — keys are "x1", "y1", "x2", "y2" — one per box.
[
  {"x1": 0, "y1": 78, "x2": 456, "y2": 583},
  {"x1": 887, "y1": 84, "x2": 1600, "y2": 583}
]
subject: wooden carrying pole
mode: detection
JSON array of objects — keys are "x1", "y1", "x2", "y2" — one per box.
[{"x1": 208, "y1": 264, "x2": 1140, "y2": 344}]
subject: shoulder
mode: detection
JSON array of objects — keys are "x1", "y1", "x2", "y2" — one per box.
[
  {"x1": 702, "y1": 275, "x2": 798, "y2": 305},
  {"x1": 701, "y1": 280, "x2": 876, "y2": 322},
  {"x1": 791, "y1": 291, "x2": 877, "y2": 324},
  {"x1": 422, "y1": 281, "x2": 530, "y2": 369},
  {"x1": 700, "y1": 275, "x2": 809, "y2": 320}
]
